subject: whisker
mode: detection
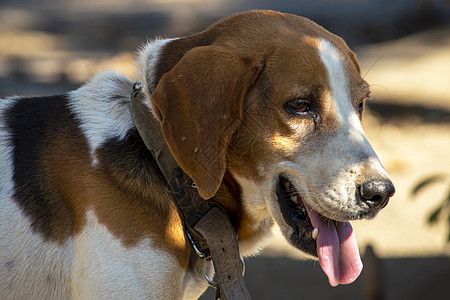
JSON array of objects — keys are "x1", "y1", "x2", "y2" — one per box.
[
  {"x1": 362, "y1": 56, "x2": 383, "y2": 80},
  {"x1": 368, "y1": 83, "x2": 389, "y2": 96}
]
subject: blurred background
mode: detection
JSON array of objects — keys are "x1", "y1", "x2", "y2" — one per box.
[{"x1": 1, "y1": 0, "x2": 449, "y2": 299}]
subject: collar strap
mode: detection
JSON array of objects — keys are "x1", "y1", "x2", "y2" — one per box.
[{"x1": 130, "y1": 82, "x2": 250, "y2": 300}]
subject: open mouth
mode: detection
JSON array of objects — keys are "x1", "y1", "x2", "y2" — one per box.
[
  {"x1": 276, "y1": 175, "x2": 363, "y2": 287},
  {"x1": 276, "y1": 175, "x2": 317, "y2": 256}
]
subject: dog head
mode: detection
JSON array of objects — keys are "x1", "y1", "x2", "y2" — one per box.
[{"x1": 138, "y1": 10, "x2": 395, "y2": 286}]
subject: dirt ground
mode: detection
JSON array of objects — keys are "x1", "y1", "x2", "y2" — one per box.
[{"x1": 1, "y1": 4, "x2": 449, "y2": 299}]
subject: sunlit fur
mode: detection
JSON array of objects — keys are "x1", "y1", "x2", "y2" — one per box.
[{"x1": 0, "y1": 11, "x2": 392, "y2": 299}]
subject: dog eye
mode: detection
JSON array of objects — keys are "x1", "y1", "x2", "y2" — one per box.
[
  {"x1": 285, "y1": 99, "x2": 311, "y2": 115},
  {"x1": 358, "y1": 101, "x2": 364, "y2": 114}
]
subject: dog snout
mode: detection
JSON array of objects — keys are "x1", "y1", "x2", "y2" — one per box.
[{"x1": 359, "y1": 180, "x2": 395, "y2": 210}]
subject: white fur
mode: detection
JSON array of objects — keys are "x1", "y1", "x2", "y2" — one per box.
[
  {"x1": 0, "y1": 201, "x2": 73, "y2": 299},
  {"x1": 71, "y1": 211, "x2": 188, "y2": 299},
  {"x1": 137, "y1": 38, "x2": 177, "y2": 92},
  {"x1": 318, "y1": 39, "x2": 352, "y2": 123},
  {"x1": 0, "y1": 77, "x2": 208, "y2": 299},
  {"x1": 68, "y1": 71, "x2": 135, "y2": 165},
  {"x1": 317, "y1": 38, "x2": 388, "y2": 172},
  {"x1": 0, "y1": 29, "x2": 393, "y2": 299},
  {"x1": 0, "y1": 97, "x2": 16, "y2": 195},
  {"x1": 318, "y1": 38, "x2": 373, "y2": 152},
  {"x1": 229, "y1": 38, "x2": 392, "y2": 247},
  {"x1": 182, "y1": 263, "x2": 213, "y2": 300},
  {"x1": 0, "y1": 98, "x2": 73, "y2": 299},
  {"x1": 69, "y1": 38, "x2": 178, "y2": 166},
  {"x1": 232, "y1": 174, "x2": 276, "y2": 256},
  {"x1": 293, "y1": 38, "x2": 390, "y2": 219},
  {"x1": 69, "y1": 71, "x2": 210, "y2": 298},
  {"x1": 137, "y1": 38, "x2": 178, "y2": 116}
]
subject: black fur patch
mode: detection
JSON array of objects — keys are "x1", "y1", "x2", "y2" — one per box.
[
  {"x1": 96, "y1": 128, "x2": 167, "y2": 199},
  {"x1": 5, "y1": 95, "x2": 79, "y2": 242},
  {"x1": 5, "y1": 94, "x2": 173, "y2": 242}
]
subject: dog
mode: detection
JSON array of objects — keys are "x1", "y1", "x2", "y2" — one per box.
[{"x1": 0, "y1": 10, "x2": 395, "y2": 299}]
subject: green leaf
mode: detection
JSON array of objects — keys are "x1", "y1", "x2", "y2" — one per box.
[{"x1": 410, "y1": 174, "x2": 447, "y2": 197}]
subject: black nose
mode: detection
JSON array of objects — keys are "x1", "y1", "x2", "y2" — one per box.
[{"x1": 359, "y1": 180, "x2": 395, "y2": 210}]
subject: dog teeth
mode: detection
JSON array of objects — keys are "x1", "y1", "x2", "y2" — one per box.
[{"x1": 312, "y1": 228, "x2": 318, "y2": 240}]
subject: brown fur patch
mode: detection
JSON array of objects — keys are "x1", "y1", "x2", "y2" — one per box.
[
  {"x1": 7, "y1": 10, "x2": 371, "y2": 272},
  {"x1": 7, "y1": 96, "x2": 189, "y2": 267},
  {"x1": 50, "y1": 129, "x2": 190, "y2": 268},
  {"x1": 148, "y1": 10, "x2": 370, "y2": 245}
]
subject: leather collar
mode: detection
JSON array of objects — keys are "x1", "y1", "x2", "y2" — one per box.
[{"x1": 130, "y1": 82, "x2": 250, "y2": 300}]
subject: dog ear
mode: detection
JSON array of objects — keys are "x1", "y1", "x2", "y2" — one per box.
[{"x1": 151, "y1": 46, "x2": 263, "y2": 199}]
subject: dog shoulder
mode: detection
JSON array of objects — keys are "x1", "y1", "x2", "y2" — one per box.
[
  {"x1": 0, "y1": 74, "x2": 192, "y2": 297},
  {"x1": 68, "y1": 71, "x2": 135, "y2": 165}
]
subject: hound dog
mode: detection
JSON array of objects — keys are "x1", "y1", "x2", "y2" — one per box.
[{"x1": 0, "y1": 10, "x2": 395, "y2": 299}]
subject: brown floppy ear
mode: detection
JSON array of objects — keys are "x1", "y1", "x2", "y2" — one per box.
[{"x1": 151, "y1": 46, "x2": 263, "y2": 199}]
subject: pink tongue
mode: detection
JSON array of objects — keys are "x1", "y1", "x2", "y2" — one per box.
[{"x1": 304, "y1": 203, "x2": 363, "y2": 287}]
